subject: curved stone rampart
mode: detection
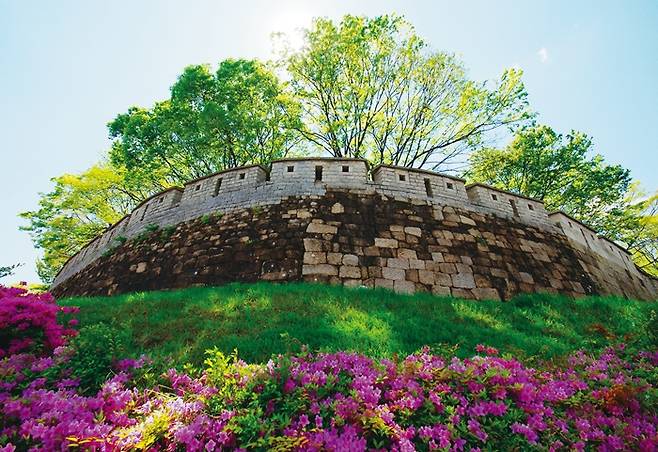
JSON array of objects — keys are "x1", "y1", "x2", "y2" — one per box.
[{"x1": 51, "y1": 158, "x2": 658, "y2": 300}]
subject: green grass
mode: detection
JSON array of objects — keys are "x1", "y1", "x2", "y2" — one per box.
[{"x1": 60, "y1": 282, "x2": 656, "y2": 368}]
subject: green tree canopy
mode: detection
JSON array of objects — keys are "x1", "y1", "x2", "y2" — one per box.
[
  {"x1": 467, "y1": 125, "x2": 631, "y2": 231},
  {"x1": 19, "y1": 164, "x2": 146, "y2": 283},
  {"x1": 286, "y1": 15, "x2": 531, "y2": 170},
  {"x1": 109, "y1": 59, "x2": 302, "y2": 187},
  {"x1": 467, "y1": 125, "x2": 657, "y2": 274}
]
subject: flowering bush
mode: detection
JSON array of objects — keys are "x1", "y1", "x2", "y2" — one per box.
[
  {"x1": 0, "y1": 285, "x2": 77, "y2": 357},
  {"x1": 1, "y1": 285, "x2": 657, "y2": 450},
  {"x1": 2, "y1": 345, "x2": 657, "y2": 450}
]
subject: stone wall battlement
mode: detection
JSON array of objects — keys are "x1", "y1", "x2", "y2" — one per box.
[{"x1": 51, "y1": 158, "x2": 657, "y2": 299}]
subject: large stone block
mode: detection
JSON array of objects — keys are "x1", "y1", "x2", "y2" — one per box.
[
  {"x1": 302, "y1": 264, "x2": 338, "y2": 276},
  {"x1": 339, "y1": 266, "x2": 362, "y2": 279},
  {"x1": 382, "y1": 267, "x2": 406, "y2": 280},
  {"x1": 452, "y1": 272, "x2": 476, "y2": 289},
  {"x1": 375, "y1": 238, "x2": 398, "y2": 248},
  {"x1": 306, "y1": 222, "x2": 338, "y2": 234}
]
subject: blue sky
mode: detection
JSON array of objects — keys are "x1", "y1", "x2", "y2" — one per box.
[{"x1": 1, "y1": 0, "x2": 657, "y2": 283}]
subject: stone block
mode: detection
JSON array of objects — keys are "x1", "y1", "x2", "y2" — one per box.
[
  {"x1": 394, "y1": 280, "x2": 415, "y2": 294},
  {"x1": 375, "y1": 238, "x2": 398, "y2": 248},
  {"x1": 452, "y1": 272, "x2": 476, "y2": 289},
  {"x1": 306, "y1": 223, "x2": 338, "y2": 234},
  {"x1": 409, "y1": 259, "x2": 426, "y2": 270},
  {"x1": 431, "y1": 252, "x2": 444, "y2": 262},
  {"x1": 387, "y1": 258, "x2": 410, "y2": 269},
  {"x1": 302, "y1": 264, "x2": 338, "y2": 276},
  {"x1": 404, "y1": 226, "x2": 422, "y2": 237},
  {"x1": 472, "y1": 287, "x2": 501, "y2": 301},
  {"x1": 438, "y1": 263, "x2": 457, "y2": 274},
  {"x1": 375, "y1": 278, "x2": 394, "y2": 290},
  {"x1": 451, "y1": 288, "x2": 473, "y2": 299},
  {"x1": 331, "y1": 203, "x2": 344, "y2": 214},
  {"x1": 474, "y1": 274, "x2": 492, "y2": 288},
  {"x1": 339, "y1": 265, "x2": 362, "y2": 279},
  {"x1": 304, "y1": 252, "x2": 327, "y2": 265},
  {"x1": 135, "y1": 262, "x2": 148, "y2": 273},
  {"x1": 382, "y1": 267, "x2": 406, "y2": 280},
  {"x1": 418, "y1": 270, "x2": 435, "y2": 285},
  {"x1": 518, "y1": 272, "x2": 534, "y2": 284},
  {"x1": 432, "y1": 285, "x2": 451, "y2": 296},
  {"x1": 342, "y1": 254, "x2": 359, "y2": 266},
  {"x1": 398, "y1": 248, "x2": 417, "y2": 259},
  {"x1": 364, "y1": 246, "x2": 380, "y2": 256},
  {"x1": 304, "y1": 238, "x2": 325, "y2": 251},
  {"x1": 435, "y1": 273, "x2": 452, "y2": 286},
  {"x1": 327, "y1": 253, "x2": 343, "y2": 265}
]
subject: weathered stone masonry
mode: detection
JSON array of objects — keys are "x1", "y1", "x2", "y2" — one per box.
[{"x1": 51, "y1": 158, "x2": 658, "y2": 300}]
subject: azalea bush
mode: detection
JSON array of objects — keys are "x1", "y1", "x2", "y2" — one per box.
[
  {"x1": 0, "y1": 285, "x2": 77, "y2": 357},
  {"x1": 1, "y1": 285, "x2": 657, "y2": 451}
]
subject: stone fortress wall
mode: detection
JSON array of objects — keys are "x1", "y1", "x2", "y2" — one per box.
[{"x1": 51, "y1": 158, "x2": 658, "y2": 299}]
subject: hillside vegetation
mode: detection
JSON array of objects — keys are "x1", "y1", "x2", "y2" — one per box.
[{"x1": 60, "y1": 282, "x2": 656, "y2": 367}]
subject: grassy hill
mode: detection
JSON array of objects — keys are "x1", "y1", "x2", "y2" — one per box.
[{"x1": 60, "y1": 282, "x2": 656, "y2": 368}]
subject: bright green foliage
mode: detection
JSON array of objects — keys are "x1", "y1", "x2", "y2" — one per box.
[
  {"x1": 109, "y1": 59, "x2": 302, "y2": 187},
  {"x1": 599, "y1": 184, "x2": 658, "y2": 275},
  {"x1": 467, "y1": 124, "x2": 657, "y2": 273},
  {"x1": 60, "y1": 282, "x2": 656, "y2": 368},
  {"x1": 19, "y1": 164, "x2": 148, "y2": 283},
  {"x1": 286, "y1": 15, "x2": 531, "y2": 169},
  {"x1": 467, "y1": 125, "x2": 631, "y2": 227},
  {"x1": 66, "y1": 323, "x2": 130, "y2": 393}
]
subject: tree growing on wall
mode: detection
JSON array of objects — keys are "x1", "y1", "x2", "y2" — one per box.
[
  {"x1": 285, "y1": 15, "x2": 531, "y2": 170},
  {"x1": 109, "y1": 59, "x2": 303, "y2": 187},
  {"x1": 467, "y1": 124, "x2": 657, "y2": 274}
]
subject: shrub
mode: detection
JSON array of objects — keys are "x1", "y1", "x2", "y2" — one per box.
[
  {"x1": 1, "y1": 344, "x2": 657, "y2": 450},
  {"x1": 0, "y1": 285, "x2": 77, "y2": 357},
  {"x1": 66, "y1": 323, "x2": 130, "y2": 392}
]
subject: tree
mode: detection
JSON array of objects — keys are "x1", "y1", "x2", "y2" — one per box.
[
  {"x1": 19, "y1": 164, "x2": 145, "y2": 283},
  {"x1": 467, "y1": 125, "x2": 658, "y2": 273},
  {"x1": 0, "y1": 263, "x2": 22, "y2": 280},
  {"x1": 286, "y1": 15, "x2": 531, "y2": 170},
  {"x1": 598, "y1": 184, "x2": 658, "y2": 276},
  {"x1": 467, "y1": 125, "x2": 632, "y2": 231},
  {"x1": 109, "y1": 59, "x2": 302, "y2": 186}
]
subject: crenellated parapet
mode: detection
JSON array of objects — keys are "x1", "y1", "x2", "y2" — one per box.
[{"x1": 51, "y1": 158, "x2": 657, "y2": 298}]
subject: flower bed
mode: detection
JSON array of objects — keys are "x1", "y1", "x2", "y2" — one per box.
[{"x1": 1, "y1": 286, "x2": 656, "y2": 451}]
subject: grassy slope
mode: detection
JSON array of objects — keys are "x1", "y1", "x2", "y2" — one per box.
[{"x1": 61, "y1": 282, "x2": 656, "y2": 367}]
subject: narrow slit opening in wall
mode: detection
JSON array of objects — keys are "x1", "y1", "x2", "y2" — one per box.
[
  {"x1": 287, "y1": 165, "x2": 294, "y2": 172},
  {"x1": 195, "y1": 184, "x2": 201, "y2": 191},
  {"x1": 239, "y1": 173, "x2": 245, "y2": 180},
  {"x1": 315, "y1": 166, "x2": 323, "y2": 181},
  {"x1": 446, "y1": 182, "x2": 454, "y2": 190},
  {"x1": 508, "y1": 199, "x2": 519, "y2": 217},
  {"x1": 140, "y1": 204, "x2": 148, "y2": 221},
  {"x1": 399, "y1": 174, "x2": 406, "y2": 181},
  {"x1": 213, "y1": 178, "x2": 223, "y2": 196},
  {"x1": 491, "y1": 194, "x2": 498, "y2": 201},
  {"x1": 424, "y1": 178, "x2": 433, "y2": 197},
  {"x1": 342, "y1": 165, "x2": 349, "y2": 173},
  {"x1": 528, "y1": 203, "x2": 534, "y2": 210}
]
